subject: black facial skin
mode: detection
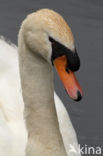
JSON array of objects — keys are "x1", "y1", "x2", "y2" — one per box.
[{"x1": 49, "y1": 37, "x2": 80, "y2": 72}]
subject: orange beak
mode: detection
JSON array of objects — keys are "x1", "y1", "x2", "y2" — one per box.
[{"x1": 54, "y1": 56, "x2": 83, "y2": 101}]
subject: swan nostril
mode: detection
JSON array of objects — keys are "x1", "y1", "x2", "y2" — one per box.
[
  {"x1": 66, "y1": 66, "x2": 70, "y2": 73},
  {"x1": 74, "y1": 91, "x2": 82, "y2": 102}
]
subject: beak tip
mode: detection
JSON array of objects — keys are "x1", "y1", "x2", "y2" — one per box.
[{"x1": 74, "y1": 91, "x2": 82, "y2": 102}]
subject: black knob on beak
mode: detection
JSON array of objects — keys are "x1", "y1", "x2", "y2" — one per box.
[{"x1": 66, "y1": 48, "x2": 80, "y2": 72}]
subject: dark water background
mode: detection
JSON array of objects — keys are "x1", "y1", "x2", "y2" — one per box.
[{"x1": 0, "y1": 0, "x2": 103, "y2": 155}]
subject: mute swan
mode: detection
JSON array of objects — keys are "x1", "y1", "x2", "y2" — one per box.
[{"x1": 0, "y1": 9, "x2": 83, "y2": 156}]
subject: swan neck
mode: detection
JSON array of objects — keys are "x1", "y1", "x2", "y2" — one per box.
[{"x1": 19, "y1": 39, "x2": 67, "y2": 156}]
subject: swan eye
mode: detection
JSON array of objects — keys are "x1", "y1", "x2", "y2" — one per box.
[
  {"x1": 49, "y1": 37, "x2": 66, "y2": 61},
  {"x1": 49, "y1": 37, "x2": 80, "y2": 72}
]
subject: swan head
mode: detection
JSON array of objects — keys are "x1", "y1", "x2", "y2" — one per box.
[{"x1": 19, "y1": 8, "x2": 83, "y2": 101}]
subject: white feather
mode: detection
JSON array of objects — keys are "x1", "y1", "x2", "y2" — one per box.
[
  {"x1": 0, "y1": 38, "x2": 27, "y2": 156},
  {"x1": 0, "y1": 37, "x2": 81, "y2": 156}
]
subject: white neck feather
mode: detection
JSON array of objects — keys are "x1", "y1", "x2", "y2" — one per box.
[{"x1": 18, "y1": 36, "x2": 67, "y2": 156}]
